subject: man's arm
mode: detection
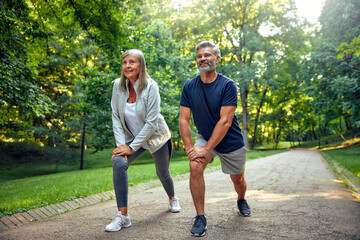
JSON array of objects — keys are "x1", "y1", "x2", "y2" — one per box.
[
  {"x1": 179, "y1": 106, "x2": 206, "y2": 163},
  {"x1": 179, "y1": 106, "x2": 194, "y2": 152},
  {"x1": 187, "y1": 106, "x2": 236, "y2": 160}
]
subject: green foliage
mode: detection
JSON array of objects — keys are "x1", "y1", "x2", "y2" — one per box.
[
  {"x1": 1, "y1": 0, "x2": 359, "y2": 160},
  {"x1": 0, "y1": 0, "x2": 52, "y2": 121},
  {"x1": 308, "y1": 0, "x2": 360, "y2": 130},
  {"x1": 0, "y1": 141, "x2": 78, "y2": 181},
  {"x1": 72, "y1": 68, "x2": 117, "y2": 150},
  {"x1": 336, "y1": 35, "x2": 360, "y2": 58}
]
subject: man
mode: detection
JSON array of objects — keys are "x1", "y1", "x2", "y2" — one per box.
[{"x1": 179, "y1": 41, "x2": 250, "y2": 237}]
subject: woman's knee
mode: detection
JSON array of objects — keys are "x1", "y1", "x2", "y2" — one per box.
[
  {"x1": 113, "y1": 156, "x2": 129, "y2": 170},
  {"x1": 156, "y1": 169, "x2": 171, "y2": 181}
]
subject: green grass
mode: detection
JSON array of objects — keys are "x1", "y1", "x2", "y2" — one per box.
[
  {"x1": 0, "y1": 147, "x2": 174, "y2": 182},
  {"x1": 0, "y1": 149, "x2": 286, "y2": 217},
  {"x1": 321, "y1": 148, "x2": 360, "y2": 178},
  {"x1": 297, "y1": 134, "x2": 355, "y2": 149},
  {"x1": 254, "y1": 141, "x2": 291, "y2": 150},
  {"x1": 320, "y1": 146, "x2": 360, "y2": 200}
]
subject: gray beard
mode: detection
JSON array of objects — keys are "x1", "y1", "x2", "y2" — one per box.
[{"x1": 198, "y1": 59, "x2": 216, "y2": 72}]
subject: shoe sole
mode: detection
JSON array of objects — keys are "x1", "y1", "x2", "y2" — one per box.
[
  {"x1": 105, "y1": 223, "x2": 132, "y2": 232},
  {"x1": 190, "y1": 227, "x2": 207, "y2": 237},
  {"x1": 190, "y1": 231, "x2": 206, "y2": 237},
  {"x1": 239, "y1": 212, "x2": 251, "y2": 217},
  {"x1": 170, "y1": 209, "x2": 181, "y2": 213}
]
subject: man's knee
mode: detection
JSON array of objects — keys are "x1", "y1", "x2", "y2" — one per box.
[{"x1": 190, "y1": 160, "x2": 206, "y2": 177}]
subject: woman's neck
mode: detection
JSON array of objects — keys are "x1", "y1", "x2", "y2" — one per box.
[{"x1": 127, "y1": 81, "x2": 136, "y2": 103}]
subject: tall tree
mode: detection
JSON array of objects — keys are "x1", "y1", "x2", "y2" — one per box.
[
  {"x1": 309, "y1": 0, "x2": 360, "y2": 133},
  {"x1": 0, "y1": 0, "x2": 52, "y2": 140}
]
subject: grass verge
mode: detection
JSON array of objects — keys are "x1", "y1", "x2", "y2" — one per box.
[
  {"x1": 0, "y1": 149, "x2": 286, "y2": 217},
  {"x1": 320, "y1": 147, "x2": 360, "y2": 200}
]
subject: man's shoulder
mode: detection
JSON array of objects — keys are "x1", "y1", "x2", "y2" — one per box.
[
  {"x1": 183, "y1": 75, "x2": 200, "y2": 88},
  {"x1": 185, "y1": 75, "x2": 200, "y2": 83}
]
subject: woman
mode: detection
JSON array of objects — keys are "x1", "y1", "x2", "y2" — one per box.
[{"x1": 105, "y1": 49, "x2": 181, "y2": 232}]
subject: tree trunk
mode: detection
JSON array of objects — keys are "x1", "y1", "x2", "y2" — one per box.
[
  {"x1": 318, "y1": 119, "x2": 321, "y2": 149},
  {"x1": 311, "y1": 123, "x2": 317, "y2": 140},
  {"x1": 240, "y1": 87, "x2": 249, "y2": 149},
  {"x1": 275, "y1": 121, "x2": 282, "y2": 150},
  {"x1": 251, "y1": 88, "x2": 267, "y2": 149},
  {"x1": 343, "y1": 113, "x2": 352, "y2": 131},
  {"x1": 80, "y1": 122, "x2": 86, "y2": 170}
]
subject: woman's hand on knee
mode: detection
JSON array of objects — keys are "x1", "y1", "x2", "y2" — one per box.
[{"x1": 112, "y1": 144, "x2": 132, "y2": 163}]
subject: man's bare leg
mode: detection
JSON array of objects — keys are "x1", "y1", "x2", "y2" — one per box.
[
  {"x1": 230, "y1": 173, "x2": 247, "y2": 200},
  {"x1": 189, "y1": 147, "x2": 214, "y2": 215}
]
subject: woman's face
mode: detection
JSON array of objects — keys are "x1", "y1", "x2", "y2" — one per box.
[{"x1": 122, "y1": 54, "x2": 141, "y2": 82}]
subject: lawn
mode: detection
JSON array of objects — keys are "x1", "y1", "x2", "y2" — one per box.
[
  {"x1": 0, "y1": 149, "x2": 286, "y2": 217},
  {"x1": 321, "y1": 147, "x2": 360, "y2": 178}
]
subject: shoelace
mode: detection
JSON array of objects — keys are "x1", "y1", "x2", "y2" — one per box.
[
  {"x1": 191, "y1": 216, "x2": 205, "y2": 226},
  {"x1": 113, "y1": 215, "x2": 126, "y2": 225}
]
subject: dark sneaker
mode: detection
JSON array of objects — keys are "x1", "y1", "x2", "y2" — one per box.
[
  {"x1": 190, "y1": 215, "x2": 207, "y2": 237},
  {"x1": 237, "y1": 199, "x2": 251, "y2": 216}
]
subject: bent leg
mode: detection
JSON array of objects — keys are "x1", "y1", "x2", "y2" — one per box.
[
  {"x1": 190, "y1": 147, "x2": 214, "y2": 215},
  {"x1": 112, "y1": 148, "x2": 146, "y2": 217},
  {"x1": 113, "y1": 156, "x2": 129, "y2": 214}
]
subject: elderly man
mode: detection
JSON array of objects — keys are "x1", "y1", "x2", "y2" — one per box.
[{"x1": 179, "y1": 41, "x2": 250, "y2": 237}]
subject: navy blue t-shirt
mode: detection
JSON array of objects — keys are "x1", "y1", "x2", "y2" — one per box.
[{"x1": 180, "y1": 73, "x2": 244, "y2": 153}]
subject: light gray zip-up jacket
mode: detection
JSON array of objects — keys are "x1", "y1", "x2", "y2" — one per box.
[{"x1": 111, "y1": 77, "x2": 171, "y2": 153}]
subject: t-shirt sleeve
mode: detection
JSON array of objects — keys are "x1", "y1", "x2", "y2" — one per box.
[
  {"x1": 180, "y1": 81, "x2": 190, "y2": 108},
  {"x1": 221, "y1": 81, "x2": 238, "y2": 107}
]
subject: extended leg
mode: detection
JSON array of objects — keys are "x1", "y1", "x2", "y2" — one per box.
[{"x1": 230, "y1": 173, "x2": 247, "y2": 200}]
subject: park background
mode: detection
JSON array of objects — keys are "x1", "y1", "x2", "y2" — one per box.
[{"x1": 0, "y1": 0, "x2": 359, "y2": 218}]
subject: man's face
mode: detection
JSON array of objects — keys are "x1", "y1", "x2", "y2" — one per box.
[{"x1": 196, "y1": 47, "x2": 220, "y2": 72}]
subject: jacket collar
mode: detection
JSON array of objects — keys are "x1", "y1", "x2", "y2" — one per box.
[{"x1": 125, "y1": 78, "x2": 140, "y2": 94}]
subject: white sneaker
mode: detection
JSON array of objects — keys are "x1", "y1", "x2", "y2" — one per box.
[
  {"x1": 169, "y1": 197, "x2": 181, "y2": 213},
  {"x1": 105, "y1": 212, "x2": 131, "y2": 232}
]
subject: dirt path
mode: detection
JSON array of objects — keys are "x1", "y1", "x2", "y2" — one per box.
[{"x1": 0, "y1": 149, "x2": 359, "y2": 240}]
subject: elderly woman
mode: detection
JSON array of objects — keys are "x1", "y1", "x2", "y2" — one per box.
[{"x1": 105, "y1": 49, "x2": 181, "y2": 232}]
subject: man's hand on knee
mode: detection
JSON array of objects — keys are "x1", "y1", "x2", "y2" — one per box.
[{"x1": 188, "y1": 145, "x2": 211, "y2": 161}]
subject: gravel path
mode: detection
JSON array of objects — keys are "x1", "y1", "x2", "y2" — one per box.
[{"x1": 0, "y1": 149, "x2": 359, "y2": 240}]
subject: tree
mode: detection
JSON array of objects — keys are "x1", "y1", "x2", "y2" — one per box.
[
  {"x1": 0, "y1": 0, "x2": 52, "y2": 141},
  {"x1": 309, "y1": 0, "x2": 360, "y2": 133}
]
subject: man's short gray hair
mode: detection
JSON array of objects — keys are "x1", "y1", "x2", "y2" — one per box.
[{"x1": 195, "y1": 41, "x2": 221, "y2": 57}]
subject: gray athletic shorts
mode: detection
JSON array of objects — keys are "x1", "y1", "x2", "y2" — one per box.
[{"x1": 195, "y1": 134, "x2": 247, "y2": 175}]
